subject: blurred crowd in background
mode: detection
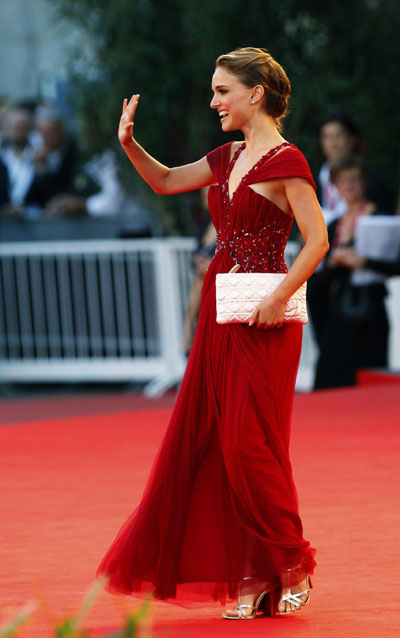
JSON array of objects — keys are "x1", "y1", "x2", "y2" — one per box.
[{"x1": 0, "y1": 100, "x2": 161, "y2": 237}]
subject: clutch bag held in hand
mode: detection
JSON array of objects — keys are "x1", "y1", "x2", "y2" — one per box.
[{"x1": 216, "y1": 265, "x2": 308, "y2": 325}]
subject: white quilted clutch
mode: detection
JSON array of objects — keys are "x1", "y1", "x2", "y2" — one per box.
[{"x1": 216, "y1": 266, "x2": 308, "y2": 325}]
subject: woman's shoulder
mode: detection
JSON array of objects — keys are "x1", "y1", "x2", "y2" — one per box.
[
  {"x1": 229, "y1": 140, "x2": 244, "y2": 158},
  {"x1": 267, "y1": 143, "x2": 311, "y2": 170},
  {"x1": 281, "y1": 143, "x2": 309, "y2": 161},
  {"x1": 251, "y1": 143, "x2": 317, "y2": 190}
]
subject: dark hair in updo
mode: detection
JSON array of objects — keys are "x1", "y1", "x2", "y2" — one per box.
[
  {"x1": 216, "y1": 47, "x2": 291, "y2": 132},
  {"x1": 318, "y1": 112, "x2": 361, "y2": 138}
]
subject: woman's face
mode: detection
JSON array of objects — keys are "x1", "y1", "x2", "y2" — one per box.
[
  {"x1": 320, "y1": 122, "x2": 354, "y2": 162},
  {"x1": 210, "y1": 66, "x2": 253, "y2": 132},
  {"x1": 334, "y1": 167, "x2": 365, "y2": 204}
]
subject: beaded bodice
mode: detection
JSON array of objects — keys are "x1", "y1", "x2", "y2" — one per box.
[{"x1": 211, "y1": 142, "x2": 293, "y2": 273}]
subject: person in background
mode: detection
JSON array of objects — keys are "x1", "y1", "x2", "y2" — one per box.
[
  {"x1": 308, "y1": 113, "x2": 394, "y2": 351},
  {"x1": 43, "y1": 149, "x2": 161, "y2": 236},
  {"x1": 0, "y1": 107, "x2": 36, "y2": 214},
  {"x1": 25, "y1": 105, "x2": 78, "y2": 209},
  {"x1": 0, "y1": 157, "x2": 9, "y2": 209},
  {"x1": 318, "y1": 113, "x2": 394, "y2": 223},
  {"x1": 181, "y1": 186, "x2": 216, "y2": 354},
  {"x1": 313, "y1": 154, "x2": 399, "y2": 389},
  {"x1": 318, "y1": 113, "x2": 361, "y2": 226}
]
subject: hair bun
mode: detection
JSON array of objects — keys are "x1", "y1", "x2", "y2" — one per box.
[{"x1": 267, "y1": 93, "x2": 289, "y2": 119}]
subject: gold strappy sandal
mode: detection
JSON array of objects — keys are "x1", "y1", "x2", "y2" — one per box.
[{"x1": 277, "y1": 574, "x2": 312, "y2": 615}]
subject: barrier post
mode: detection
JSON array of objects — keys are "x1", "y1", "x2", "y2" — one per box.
[{"x1": 144, "y1": 240, "x2": 189, "y2": 397}]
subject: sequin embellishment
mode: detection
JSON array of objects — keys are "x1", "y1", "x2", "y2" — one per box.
[{"x1": 216, "y1": 142, "x2": 293, "y2": 273}]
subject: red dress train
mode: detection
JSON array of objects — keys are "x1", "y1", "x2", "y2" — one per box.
[{"x1": 97, "y1": 141, "x2": 317, "y2": 609}]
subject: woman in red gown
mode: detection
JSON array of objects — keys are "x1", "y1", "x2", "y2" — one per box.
[{"x1": 97, "y1": 47, "x2": 329, "y2": 619}]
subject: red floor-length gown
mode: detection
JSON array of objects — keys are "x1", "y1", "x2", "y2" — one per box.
[{"x1": 97, "y1": 141, "x2": 317, "y2": 609}]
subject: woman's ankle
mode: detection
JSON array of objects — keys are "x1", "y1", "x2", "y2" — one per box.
[
  {"x1": 280, "y1": 567, "x2": 306, "y2": 590},
  {"x1": 240, "y1": 576, "x2": 267, "y2": 597}
]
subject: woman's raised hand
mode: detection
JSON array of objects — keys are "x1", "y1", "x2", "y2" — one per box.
[{"x1": 119, "y1": 95, "x2": 140, "y2": 146}]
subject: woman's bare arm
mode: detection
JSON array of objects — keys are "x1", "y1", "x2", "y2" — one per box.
[
  {"x1": 273, "y1": 178, "x2": 329, "y2": 298},
  {"x1": 249, "y1": 178, "x2": 329, "y2": 328},
  {"x1": 119, "y1": 95, "x2": 215, "y2": 194}
]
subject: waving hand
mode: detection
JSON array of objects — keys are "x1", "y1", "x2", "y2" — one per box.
[
  {"x1": 116, "y1": 93, "x2": 214, "y2": 194},
  {"x1": 119, "y1": 94, "x2": 140, "y2": 147}
]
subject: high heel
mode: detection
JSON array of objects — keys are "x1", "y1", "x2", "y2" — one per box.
[
  {"x1": 222, "y1": 589, "x2": 269, "y2": 620},
  {"x1": 277, "y1": 574, "x2": 312, "y2": 615}
]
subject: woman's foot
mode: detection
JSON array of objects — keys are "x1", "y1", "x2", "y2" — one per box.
[
  {"x1": 277, "y1": 574, "x2": 311, "y2": 615},
  {"x1": 222, "y1": 577, "x2": 269, "y2": 619}
]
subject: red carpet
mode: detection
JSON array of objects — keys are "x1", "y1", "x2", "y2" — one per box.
[
  {"x1": 0, "y1": 385, "x2": 399, "y2": 637},
  {"x1": 357, "y1": 368, "x2": 400, "y2": 386}
]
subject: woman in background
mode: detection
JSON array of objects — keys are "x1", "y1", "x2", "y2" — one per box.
[
  {"x1": 181, "y1": 187, "x2": 216, "y2": 354},
  {"x1": 309, "y1": 113, "x2": 394, "y2": 356},
  {"x1": 318, "y1": 113, "x2": 361, "y2": 226},
  {"x1": 314, "y1": 154, "x2": 398, "y2": 389}
]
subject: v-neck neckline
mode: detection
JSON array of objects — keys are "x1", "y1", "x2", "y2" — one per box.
[{"x1": 225, "y1": 141, "x2": 291, "y2": 205}]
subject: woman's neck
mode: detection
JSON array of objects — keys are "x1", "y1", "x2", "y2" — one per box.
[
  {"x1": 346, "y1": 199, "x2": 368, "y2": 215},
  {"x1": 241, "y1": 113, "x2": 285, "y2": 155}
]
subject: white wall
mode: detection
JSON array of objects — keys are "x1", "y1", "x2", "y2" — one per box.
[{"x1": 0, "y1": 0, "x2": 93, "y2": 103}]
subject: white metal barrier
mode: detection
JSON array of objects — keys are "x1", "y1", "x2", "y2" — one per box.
[
  {"x1": 0, "y1": 239, "x2": 398, "y2": 395},
  {"x1": 0, "y1": 238, "x2": 196, "y2": 396}
]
